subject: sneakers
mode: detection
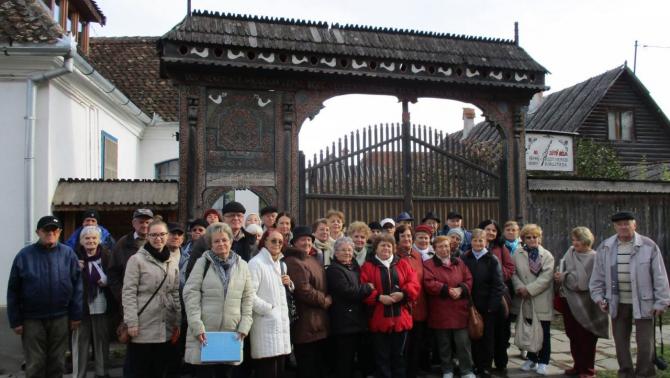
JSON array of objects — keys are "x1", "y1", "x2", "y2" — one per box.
[
  {"x1": 442, "y1": 373, "x2": 453, "y2": 378},
  {"x1": 461, "y1": 374, "x2": 476, "y2": 378},
  {"x1": 535, "y1": 363, "x2": 549, "y2": 375},
  {"x1": 520, "y1": 360, "x2": 537, "y2": 371}
]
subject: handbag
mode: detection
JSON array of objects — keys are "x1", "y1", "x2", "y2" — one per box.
[
  {"x1": 280, "y1": 261, "x2": 299, "y2": 324},
  {"x1": 655, "y1": 315, "x2": 668, "y2": 370},
  {"x1": 514, "y1": 298, "x2": 544, "y2": 353},
  {"x1": 467, "y1": 295, "x2": 484, "y2": 340},
  {"x1": 116, "y1": 270, "x2": 168, "y2": 344}
]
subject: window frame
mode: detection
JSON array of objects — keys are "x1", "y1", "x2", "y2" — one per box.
[
  {"x1": 101, "y1": 131, "x2": 118, "y2": 179},
  {"x1": 154, "y1": 158, "x2": 180, "y2": 181},
  {"x1": 607, "y1": 108, "x2": 635, "y2": 142}
]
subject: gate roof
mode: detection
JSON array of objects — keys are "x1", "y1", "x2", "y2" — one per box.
[{"x1": 160, "y1": 10, "x2": 547, "y2": 90}]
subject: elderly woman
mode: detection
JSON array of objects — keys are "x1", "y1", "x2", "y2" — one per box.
[
  {"x1": 360, "y1": 233, "x2": 419, "y2": 378},
  {"x1": 122, "y1": 220, "x2": 181, "y2": 378},
  {"x1": 503, "y1": 220, "x2": 521, "y2": 256},
  {"x1": 347, "y1": 221, "x2": 372, "y2": 266},
  {"x1": 326, "y1": 237, "x2": 374, "y2": 378},
  {"x1": 478, "y1": 219, "x2": 515, "y2": 373},
  {"x1": 183, "y1": 222, "x2": 254, "y2": 378},
  {"x1": 423, "y1": 236, "x2": 475, "y2": 378},
  {"x1": 555, "y1": 227, "x2": 609, "y2": 378},
  {"x1": 312, "y1": 218, "x2": 333, "y2": 265},
  {"x1": 446, "y1": 228, "x2": 464, "y2": 258},
  {"x1": 245, "y1": 212, "x2": 261, "y2": 227},
  {"x1": 326, "y1": 209, "x2": 346, "y2": 241},
  {"x1": 248, "y1": 230, "x2": 293, "y2": 378},
  {"x1": 73, "y1": 226, "x2": 111, "y2": 378},
  {"x1": 284, "y1": 226, "x2": 331, "y2": 378},
  {"x1": 396, "y1": 224, "x2": 428, "y2": 378},
  {"x1": 413, "y1": 224, "x2": 434, "y2": 261},
  {"x1": 461, "y1": 228, "x2": 504, "y2": 378},
  {"x1": 512, "y1": 224, "x2": 555, "y2": 376}
]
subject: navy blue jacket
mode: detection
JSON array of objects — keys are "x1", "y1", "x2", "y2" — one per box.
[
  {"x1": 7, "y1": 242, "x2": 83, "y2": 328},
  {"x1": 439, "y1": 226, "x2": 473, "y2": 253},
  {"x1": 65, "y1": 225, "x2": 116, "y2": 251}
]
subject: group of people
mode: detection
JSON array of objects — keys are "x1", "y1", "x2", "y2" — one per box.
[{"x1": 7, "y1": 204, "x2": 670, "y2": 378}]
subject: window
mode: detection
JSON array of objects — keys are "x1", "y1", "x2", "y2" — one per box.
[
  {"x1": 155, "y1": 159, "x2": 179, "y2": 181},
  {"x1": 608, "y1": 110, "x2": 634, "y2": 141},
  {"x1": 101, "y1": 132, "x2": 118, "y2": 179}
]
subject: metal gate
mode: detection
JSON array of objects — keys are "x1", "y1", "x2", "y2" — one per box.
[{"x1": 299, "y1": 122, "x2": 503, "y2": 228}]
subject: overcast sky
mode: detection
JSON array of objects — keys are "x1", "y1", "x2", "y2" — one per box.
[{"x1": 94, "y1": 0, "x2": 669, "y2": 160}]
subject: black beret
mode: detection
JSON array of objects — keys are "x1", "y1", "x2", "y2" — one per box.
[
  {"x1": 221, "y1": 201, "x2": 246, "y2": 215},
  {"x1": 611, "y1": 211, "x2": 636, "y2": 222},
  {"x1": 260, "y1": 205, "x2": 278, "y2": 216}
]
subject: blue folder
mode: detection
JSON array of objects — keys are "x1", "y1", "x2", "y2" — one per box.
[{"x1": 200, "y1": 332, "x2": 242, "y2": 363}]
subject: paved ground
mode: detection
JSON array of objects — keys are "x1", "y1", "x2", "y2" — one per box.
[{"x1": 0, "y1": 315, "x2": 665, "y2": 377}]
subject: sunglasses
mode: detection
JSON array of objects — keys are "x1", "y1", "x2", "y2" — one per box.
[{"x1": 267, "y1": 239, "x2": 283, "y2": 245}]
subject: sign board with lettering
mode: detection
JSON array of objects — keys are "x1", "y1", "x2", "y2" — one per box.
[{"x1": 525, "y1": 133, "x2": 574, "y2": 172}]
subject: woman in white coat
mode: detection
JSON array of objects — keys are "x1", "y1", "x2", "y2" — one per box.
[
  {"x1": 248, "y1": 230, "x2": 293, "y2": 378},
  {"x1": 183, "y1": 222, "x2": 254, "y2": 378}
]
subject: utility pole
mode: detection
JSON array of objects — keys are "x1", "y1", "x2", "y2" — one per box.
[{"x1": 633, "y1": 40, "x2": 638, "y2": 73}]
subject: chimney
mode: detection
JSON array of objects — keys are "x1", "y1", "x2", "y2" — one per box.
[
  {"x1": 528, "y1": 92, "x2": 545, "y2": 115},
  {"x1": 461, "y1": 107, "x2": 476, "y2": 140}
]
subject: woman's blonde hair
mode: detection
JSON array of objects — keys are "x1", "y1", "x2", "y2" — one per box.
[
  {"x1": 470, "y1": 228, "x2": 485, "y2": 239},
  {"x1": 347, "y1": 221, "x2": 370, "y2": 238},
  {"x1": 326, "y1": 209, "x2": 345, "y2": 222},
  {"x1": 520, "y1": 223, "x2": 543, "y2": 240},
  {"x1": 571, "y1": 226, "x2": 594, "y2": 248},
  {"x1": 205, "y1": 222, "x2": 233, "y2": 248}
]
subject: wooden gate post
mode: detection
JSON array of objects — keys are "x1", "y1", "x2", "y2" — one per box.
[{"x1": 401, "y1": 100, "x2": 413, "y2": 214}]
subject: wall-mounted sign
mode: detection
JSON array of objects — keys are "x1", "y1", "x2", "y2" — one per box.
[{"x1": 526, "y1": 133, "x2": 574, "y2": 172}]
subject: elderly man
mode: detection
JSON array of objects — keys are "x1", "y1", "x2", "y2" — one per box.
[
  {"x1": 7, "y1": 215, "x2": 83, "y2": 378},
  {"x1": 590, "y1": 211, "x2": 670, "y2": 378},
  {"x1": 65, "y1": 209, "x2": 116, "y2": 250},
  {"x1": 440, "y1": 211, "x2": 472, "y2": 253}
]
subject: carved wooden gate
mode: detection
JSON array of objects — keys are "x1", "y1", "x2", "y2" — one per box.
[{"x1": 300, "y1": 122, "x2": 503, "y2": 228}]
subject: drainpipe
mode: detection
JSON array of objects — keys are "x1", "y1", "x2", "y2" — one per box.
[{"x1": 17, "y1": 36, "x2": 76, "y2": 244}]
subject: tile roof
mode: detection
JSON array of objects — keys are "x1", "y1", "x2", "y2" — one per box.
[
  {"x1": 452, "y1": 121, "x2": 501, "y2": 143},
  {"x1": 0, "y1": 0, "x2": 63, "y2": 43},
  {"x1": 528, "y1": 177, "x2": 670, "y2": 193},
  {"x1": 88, "y1": 37, "x2": 178, "y2": 121},
  {"x1": 525, "y1": 66, "x2": 624, "y2": 133},
  {"x1": 52, "y1": 178, "x2": 178, "y2": 209}
]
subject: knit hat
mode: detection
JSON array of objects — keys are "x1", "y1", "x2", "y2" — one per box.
[
  {"x1": 446, "y1": 228, "x2": 465, "y2": 243},
  {"x1": 245, "y1": 223, "x2": 263, "y2": 236},
  {"x1": 414, "y1": 224, "x2": 433, "y2": 237}
]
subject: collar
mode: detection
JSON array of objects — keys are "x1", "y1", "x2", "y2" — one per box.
[{"x1": 472, "y1": 247, "x2": 489, "y2": 260}]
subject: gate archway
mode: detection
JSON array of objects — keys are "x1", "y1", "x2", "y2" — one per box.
[{"x1": 158, "y1": 11, "x2": 547, "y2": 224}]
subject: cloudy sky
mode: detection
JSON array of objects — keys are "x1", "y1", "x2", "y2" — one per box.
[{"x1": 94, "y1": 0, "x2": 669, "y2": 159}]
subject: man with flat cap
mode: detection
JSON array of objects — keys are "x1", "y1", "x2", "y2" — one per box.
[
  {"x1": 590, "y1": 211, "x2": 670, "y2": 378},
  {"x1": 7, "y1": 215, "x2": 83, "y2": 378}
]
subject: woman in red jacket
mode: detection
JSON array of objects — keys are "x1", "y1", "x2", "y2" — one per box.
[
  {"x1": 360, "y1": 233, "x2": 420, "y2": 378},
  {"x1": 424, "y1": 236, "x2": 475, "y2": 378}
]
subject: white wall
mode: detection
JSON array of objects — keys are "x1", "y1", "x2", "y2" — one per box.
[
  {"x1": 138, "y1": 122, "x2": 179, "y2": 179},
  {"x1": 0, "y1": 80, "x2": 29, "y2": 305}
]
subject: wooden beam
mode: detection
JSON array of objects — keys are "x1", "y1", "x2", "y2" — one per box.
[
  {"x1": 59, "y1": 0, "x2": 69, "y2": 31},
  {"x1": 70, "y1": 11, "x2": 79, "y2": 40},
  {"x1": 81, "y1": 22, "x2": 89, "y2": 55}
]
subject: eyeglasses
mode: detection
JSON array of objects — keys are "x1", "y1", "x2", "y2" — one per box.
[
  {"x1": 525, "y1": 235, "x2": 539, "y2": 239},
  {"x1": 148, "y1": 232, "x2": 168, "y2": 238},
  {"x1": 224, "y1": 214, "x2": 244, "y2": 219},
  {"x1": 267, "y1": 239, "x2": 283, "y2": 245}
]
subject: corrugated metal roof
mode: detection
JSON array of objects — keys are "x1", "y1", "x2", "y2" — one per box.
[
  {"x1": 528, "y1": 178, "x2": 670, "y2": 193},
  {"x1": 52, "y1": 178, "x2": 178, "y2": 209},
  {"x1": 160, "y1": 10, "x2": 548, "y2": 74}
]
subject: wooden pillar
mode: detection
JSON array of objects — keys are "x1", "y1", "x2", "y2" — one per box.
[
  {"x1": 59, "y1": 0, "x2": 68, "y2": 31},
  {"x1": 401, "y1": 100, "x2": 413, "y2": 214},
  {"x1": 80, "y1": 22, "x2": 89, "y2": 55},
  {"x1": 513, "y1": 106, "x2": 528, "y2": 222},
  {"x1": 70, "y1": 11, "x2": 79, "y2": 40}
]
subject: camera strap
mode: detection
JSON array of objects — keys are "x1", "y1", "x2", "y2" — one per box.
[{"x1": 660, "y1": 315, "x2": 664, "y2": 356}]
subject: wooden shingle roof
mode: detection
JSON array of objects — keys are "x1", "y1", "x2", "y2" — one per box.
[
  {"x1": 88, "y1": 37, "x2": 179, "y2": 122},
  {"x1": 524, "y1": 66, "x2": 624, "y2": 133},
  {"x1": 159, "y1": 11, "x2": 547, "y2": 90}
]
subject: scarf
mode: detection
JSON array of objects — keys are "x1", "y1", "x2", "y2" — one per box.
[
  {"x1": 525, "y1": 245, "x2": 542, "y2": 275},
  {"x1": 83, "y1": 247, "x2": 103, "y2": 303},
  {"x1": 208, "y1": 251, "x2": 239, "y2": 297},
  {"x1": 472, "y1": 247, "x2": 488, "y2": 260},
  {"x1": 413, "y1": 244, "x2": 434, "y2": 261},
  {"x1": 145, "y1": 243, "x2": 170, "y2": 262},
  {"x1": 440, "y1": 256, "x2": 452, "y2": 266},
  {"x1": 375, "y1": 254, "x2": 393, "y2": 268},
  {"x1": 505, "y1": 238, "x2": 520, "y2": 255}
]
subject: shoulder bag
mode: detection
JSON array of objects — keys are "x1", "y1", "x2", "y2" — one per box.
[
  {"x1": 514, "y1": 297, "x2": 544, "y2": 353},
  {"x1": 281, "y1": 260, "x2": 299, "y2": 324},
  {"x1": 117, "y1": 270, "x2": 168, "y2": 344},
  {"x1": 467, "y1": 292, "x2": 484, "y2": 340}
]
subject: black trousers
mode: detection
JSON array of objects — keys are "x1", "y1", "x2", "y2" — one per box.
[
  {"x1": 126, "y1": 342, "x2": 170, "y2": 378},
  {"x1": 195, "y1": 364, "x2": 232, "y2": 378},
  {"x1": 493, "y1": 308, "x2": 511, "y2": 369},
  {"x1": 405, "y1": 321, "x2": 427, "y2": 378},
  {"x1": 471, "y1": 312, "x2": 495, "y2": 373},
  {"x1": 331, "y1": 332, "x2": 373, "y2": 378},
  {"x1": 372, "y1": 331, "x2": 408, "y2": 378},
  {"x1": 294, "y1": 339, "x2": 327, "y2": 378},
  {"x1": 232, "y1": 339, "x2": 252, "y2": 378},
  {"x1": 254, "y1": 355, "x2": 286, "y2": 378}
]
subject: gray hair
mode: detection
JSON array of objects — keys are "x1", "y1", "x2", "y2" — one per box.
[
  {"x1": 79, "y1": 226, "x2": 102, "y2": 244},
  {"x1": 334, "y1": 236, "x2": 355, "y2": 252},
  {"x1": 205, "y1": 222, "x2": 233, "y2": 248}
]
